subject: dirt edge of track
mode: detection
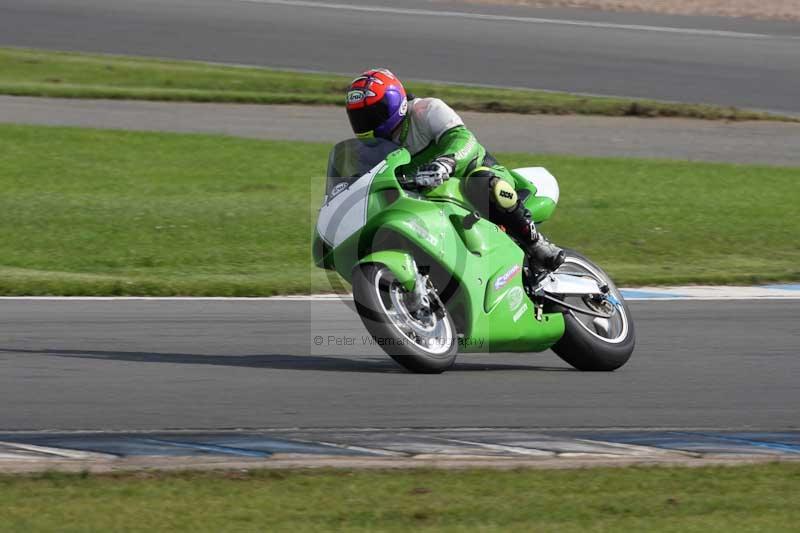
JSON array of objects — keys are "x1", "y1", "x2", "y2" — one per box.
[{"x1": 454, "y1": 0, "x2": 800, "y2": 22}]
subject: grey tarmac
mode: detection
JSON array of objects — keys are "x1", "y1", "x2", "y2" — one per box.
[
  {"x1": 4, "y1": 96, "x2": 800, "y2": 166},
  {"x1": 2, "y1": 0, "x2": 799, "y2": 463},
  {"x1": 0, "y1": 299, "x2": 797, "y2": 431},
  {"x1": 1, "y1": 0, "x2": 799, "y2": 112}
]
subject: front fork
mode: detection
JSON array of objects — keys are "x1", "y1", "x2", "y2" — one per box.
[
  {"x1": 403, "y1": 263, "x2": 447, "y2": 320},
  {"x1": 404, "y1": 269, "x2": 431, "y2": 314}
]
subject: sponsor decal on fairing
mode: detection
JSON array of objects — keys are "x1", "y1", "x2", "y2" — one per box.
[
  {"x1": 330, "y1": 182, "x2": 348, "y2": 197},
  {"x1": 403, "y1": 218, "x2": 438, "y2": 247},
  {"x1": 507, "y1": 286, "x2": 525, "y2": 312},
  {"x1": 493, "y1": 264, "x2": 522, "y2": 290},
  {"x1": 513, "y1": 304, "x2": 529, "y2": 322}
]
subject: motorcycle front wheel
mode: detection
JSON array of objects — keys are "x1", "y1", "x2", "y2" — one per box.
[
  {"x1": 549, "y1": 250, "x2": 635, "y2": 371},
  {"x1": 352, "y1": 263, "x2": 458, "y2": 374}
]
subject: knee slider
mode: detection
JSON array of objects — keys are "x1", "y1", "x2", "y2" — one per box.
[{"x1": 492, "y1": 179, "x2": 518, "y2": 210}]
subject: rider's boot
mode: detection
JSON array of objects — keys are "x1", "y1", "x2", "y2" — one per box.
[
  {"x1": 505, "y1": 204, "x2": 565, "y2": 271},
  {"x1": 523, "y1": 221, "x2": 566, "y2": 272}
]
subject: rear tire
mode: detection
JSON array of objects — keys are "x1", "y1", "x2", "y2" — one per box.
[
  {"x1": 352, "y1": 263, "x2": 458, "y2": 374},
  {"x1": 549, "y1": 250, "x2": 635, "y2": 371}
]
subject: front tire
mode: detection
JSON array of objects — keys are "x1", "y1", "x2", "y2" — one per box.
[
  {"x1": 549, "y1": 250, "x2": 635, "y2": 371},
  {"x1": 352, "y1": 263, "x2": 458, "y2": 374}
]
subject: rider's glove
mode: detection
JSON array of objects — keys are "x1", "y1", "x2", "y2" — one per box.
[{"x1": 413, "y1": 156, "x2": 456, "y2": 188}]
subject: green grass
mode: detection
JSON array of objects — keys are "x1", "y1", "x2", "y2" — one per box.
[
  {"x1": 0, "y1": 123, "x2": 798, "y2": 296},
  {"x1": 0, "y1": 47, "x2": 793, "y2": 121},
  {"x1": 1, "y1": 464, "x2": 799, "y2": 532}
]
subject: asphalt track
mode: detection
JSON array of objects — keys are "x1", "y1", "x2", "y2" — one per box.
[
  {"x1": 1, "y1": 0, "x2": 800, "y2": 112},
  {"x1": 4, "y1": 96, "x2": 800, "y2": 166},
  {"x1": 1, "y1": 299, "x2": 798, "y2": 431},
  {"x1": 1, "y1": 0, "x2": 798, "y2": 440}
]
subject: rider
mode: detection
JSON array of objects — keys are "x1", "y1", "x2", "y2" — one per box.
[{"x1": 345, "y1": 68, "x2": 565, "y2": 271}]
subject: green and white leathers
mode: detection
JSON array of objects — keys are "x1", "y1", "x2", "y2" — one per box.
[
  {"x1": 313, "y1": 131, "x2": 636, "y2": 373},
  {"x1": 392, "y1": 98, "x2": 507, "y2": 183},
  {"x1": 392, "y1": 98, "x2": 482, "y2": 175},
  {"x1": 394, "y1": 98, "x2": 545, "y2": 230}
]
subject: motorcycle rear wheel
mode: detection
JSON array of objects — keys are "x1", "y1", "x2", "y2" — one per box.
[
  {"x1": 352, "y1": 263, "x2": 458, "y2": 374},
  {"x1": 549, "y1": 250, "x2": 635, "y2": 371}
]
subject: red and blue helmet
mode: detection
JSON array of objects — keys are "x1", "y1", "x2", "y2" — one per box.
[{"x1": 345, "y1": 68, "x2": 408, "y2": 140}]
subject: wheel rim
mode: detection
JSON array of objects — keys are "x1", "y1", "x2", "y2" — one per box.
[
  {"x1": 372, "y1": 267, "x2": 454, "y2": 356},
  {"x1": 555, "y1": 257, "x2": 630, "y2": 344}
]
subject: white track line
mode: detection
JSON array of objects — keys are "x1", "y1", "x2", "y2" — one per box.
[
  {"x1": 435, "y1": 437, "x2": 555, "y2": 457},
  {"x1": 571, "y1": 438, "x2": 688, "y2": 457},
  {"x1": 240, "y1": 0, "x2": 794, "y2": 40},
  {"x1": 0, "y1": 442, "x2": 115, "y2": 460},
  {"x1": 1, "y1": 288, "x2": 799, "y2": 302},
  {"x1": 307, "y1": 440, "x2": 405, "y2": 457},
  {"x1": 0, "y1": 296, "x2": 337, "y2": 301}
]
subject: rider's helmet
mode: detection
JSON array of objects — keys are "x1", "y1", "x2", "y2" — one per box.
[{"x1": 345, "y1": 68, "x2": 408, "y2": 140}]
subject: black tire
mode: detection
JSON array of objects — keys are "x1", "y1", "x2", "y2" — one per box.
[
  {"x1": 352, "y1": 263, "x2": 458, "y2": 374},
  {"x1": 550, "y1": 250, "x2": 635, "y2": 371}
]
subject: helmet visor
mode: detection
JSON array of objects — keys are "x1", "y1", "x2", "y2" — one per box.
[{"x1": 347, "y1": 101, "x2": 390, "y2": 136}]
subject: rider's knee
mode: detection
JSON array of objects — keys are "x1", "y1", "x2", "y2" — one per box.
[
  {"x1": 465, "y1": 167, "x2": 518, "y2": 213},
  {"x1": 491, "y1": 179, "x2": 517, "y2": 211}
]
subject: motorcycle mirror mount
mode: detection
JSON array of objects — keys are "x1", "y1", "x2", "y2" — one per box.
[{"x1": 462, "y1": 211, "x2": 481, "y2": 230}]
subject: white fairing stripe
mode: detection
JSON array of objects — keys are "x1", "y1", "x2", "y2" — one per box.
[
  {"x1": 316, "y1": 162, "x2": 385, "y2": 247},
  {"x1": 513, "y1": 167, "x2": 560, "y2": 204}
]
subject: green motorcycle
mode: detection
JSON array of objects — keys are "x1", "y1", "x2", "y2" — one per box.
[{"x1": 313, "y1": 139, "x2": 635, "y2": 373}]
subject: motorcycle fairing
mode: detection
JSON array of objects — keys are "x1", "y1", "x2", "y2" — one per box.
[{"x1": 315, "y1": 141, "x2": 565, "y2": 352}]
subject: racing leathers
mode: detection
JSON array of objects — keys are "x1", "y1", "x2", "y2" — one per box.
[{"x1": 394, "y1": 97, "x2": 565, "y2": 271}]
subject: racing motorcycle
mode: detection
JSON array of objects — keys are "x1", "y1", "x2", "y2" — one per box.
[{"x1": 312, "y1": 139, "x2": 635, "y2": 373}]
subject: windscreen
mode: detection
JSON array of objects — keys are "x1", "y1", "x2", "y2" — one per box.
[{"x1": 325, "y1": 138, "x2": 399, "y2": 197}]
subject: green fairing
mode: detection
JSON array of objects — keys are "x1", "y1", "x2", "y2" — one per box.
[
  {"x1": 315, "y1": 143, "x2": 565, "y2": 353},
  {"x1": 508, "y1": 168, "x2": 557, "y2": 224},
  {"x1": 358, "y1": 250, "x2": 416, "y2": 292},
  {"x1": 526, "y1": 196, "x2": 557, "y2": 224}
]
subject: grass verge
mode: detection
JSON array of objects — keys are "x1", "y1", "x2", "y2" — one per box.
[
  {"x1": 0, "y1": 47, "x2": 794, "y2": 121},
  {"x1": 1, "y1": 124, "x2": 798, "y2": 296},
  {"x1": 1, "y1": 464, "x2": 799, "y2": 531}
]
